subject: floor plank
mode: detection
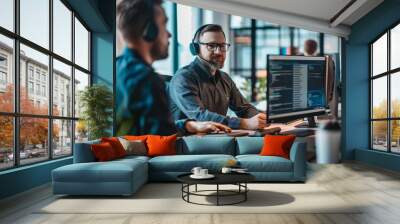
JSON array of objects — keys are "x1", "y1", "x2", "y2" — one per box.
[{"x1": 1, "y1": 162, "x2": 400, "y2": 224}]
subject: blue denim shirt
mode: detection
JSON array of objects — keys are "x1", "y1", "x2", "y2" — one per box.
[
  {"x1": 168, "y1": 57, "x2": 259, "y2": 129},
  {"x1": 116, "y1": 48, "x2": 187, "y2": 136}
]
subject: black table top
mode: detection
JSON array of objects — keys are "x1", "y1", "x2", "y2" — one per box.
[{"x1": 177, "y1": 172, "x2": 255, "y2": 185}]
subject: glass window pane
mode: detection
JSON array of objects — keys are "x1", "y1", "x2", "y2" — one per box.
[
  {"x1": 53, "y1": 0, "x2": 72, "y2": 60},
  {"x1": 203, "y1": 9, "x2": 213, "y2": 24},
  {"x1": 53, "y1": 59, "x2": 72, "y2": 117},
  {"x1": 230, "y1": 15, "x2": 251, "y2": 28},
  {"x1": 372, "y1": 76, "x2": 387, "y2": 119},
  {"x1": 53, "y1": 119, "x2": 72, "y2": 157},
  {"x1": 20, "y1": 44, "x2": 49, "y2": 115},
  {"x1": 324, "y1": 34, "x2": 340, "y2": 54},
  {"x1": 20, "y1": 117, "x2": 49, "y2": 165},
  {"x1": 391, "y1": 72, "x2": 400, "y2": 118},
  {"x1": 372, "y1": 33, "x2": 387, "y2": 76},
  {"x1": 391, "y1": 120, "x2": 400, "y2": 153},
  {"x1": 75, "y1": 18, "x2": 89, "y2": 70},
  {"x1": 75, "y1": 120, "x2": 88, "y2": 143},
  {"x1": 177, "y1": 4, "x2": 197, "y2": 67},
  {"x1": 0, "y1": 35, "x2": 14, "y2": 113},
  {"x1": 372, "y1": 121, "x2": 388, "y2": 151},
  {"x1": 231, "y1": 29, "x2": 252, "y2": 71},
  {"x1": 256, "y1": 29, "x2": 279, "y2": 69},
  {"x1": 391, "y1": 24, "x2": 400, "y2": 70},
  {"x1": 0, "y1": 116, "x2": 14, "y2": 170},
  {"x1": 256, "y1": 20, "x2": 278, "y2": 27},
  {"x1": 153, "y1": 1, "x2": 173, "y2": 76},
  {"x1": 20, "y1": 0, "x2": 49, "y2": 49},
  {"x1": 0, "y1": 0, "x2": 14, "y2": 31},
  {"x1": 74, "y1": 69, "x2": 89, "y2": 118}
]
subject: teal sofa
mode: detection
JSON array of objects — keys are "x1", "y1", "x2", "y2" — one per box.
[{"x1": 52, "y1": 136, "x2": 307, "y2": 196}]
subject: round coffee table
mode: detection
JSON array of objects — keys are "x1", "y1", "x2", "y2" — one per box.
[{"x1": 177, "y1": 173, "x2": 255, "y2": 206}]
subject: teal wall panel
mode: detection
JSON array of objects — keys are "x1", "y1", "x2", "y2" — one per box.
[{"x1": 344, "y1": 0, "x2": 400, "y2": 171}]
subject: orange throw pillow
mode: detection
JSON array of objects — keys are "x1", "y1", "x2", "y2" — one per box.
[
  {"x1": 146, "y1": 134, "x2": 177, "y2": 157},
  {"x1": 101, "y1": 137, "x2": 127, "y2": 158},
  {"x1": 260, "y1": 135, "x2": 296, "y2": 159},
  {"x1": 91, "y1": 142, "x2": 117, "y2": 162},
  {"x1": 124, "y1": 135, "x2": 149, "y2": 142}
]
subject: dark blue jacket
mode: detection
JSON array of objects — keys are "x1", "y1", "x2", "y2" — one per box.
[{"x1": 116, "y1": 48, "x2": 186, "y2": 136}]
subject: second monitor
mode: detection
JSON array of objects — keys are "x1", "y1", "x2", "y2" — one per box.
[{"x1": 266, "y1": 55, "x2": 328, "y2": 126}]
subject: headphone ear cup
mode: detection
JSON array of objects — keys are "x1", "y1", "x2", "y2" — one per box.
[
  {"x1": 189, "y1": 42, "x2": 199, "y2": 55},
  {"x1": 143, "y1": 22, "x2": 159, "y2": 42}
]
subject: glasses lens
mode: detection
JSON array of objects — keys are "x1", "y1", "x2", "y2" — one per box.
[{"x1": 202, "y1": 43, "x2": 230, "y2": 52}]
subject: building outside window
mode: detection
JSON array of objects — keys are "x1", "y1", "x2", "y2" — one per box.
[
  {"x1": 0, "y1": 0, "x2": 91, "y2": 170},
  {"x1": 28, "y1": 67, "x2": 34, "y2": 80},
  {"x1": 0, "y1": 71, "x2": 6, "y2": 83},
  {"x1": 28, "y1": 81, "x2": 34, "y2": 94}
]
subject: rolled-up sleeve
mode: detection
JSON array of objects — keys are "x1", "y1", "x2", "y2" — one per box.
[{"x1": 169, "y1": 70, "x2": 241, "y2": 129}]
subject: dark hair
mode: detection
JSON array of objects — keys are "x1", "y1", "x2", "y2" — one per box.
[
  {"x1": 194, "y1": 24, "x2": 226, "y2": 42},
  {"x1": 117, "y1": 0, "x2": 162, "y2": 41}
]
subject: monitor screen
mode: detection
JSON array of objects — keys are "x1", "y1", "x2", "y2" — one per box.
[{"x1": 267, "y1": 55, "x2": 328, "y2": 122}]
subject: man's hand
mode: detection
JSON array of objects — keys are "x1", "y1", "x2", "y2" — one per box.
[
  {"x1": 185, "y1": 121, "x2": 232, "y2": 134},
  {"x1": 240, "y1": 113, "x2": 267, "y2": 130}
]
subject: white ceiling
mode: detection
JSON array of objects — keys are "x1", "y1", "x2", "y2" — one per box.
[
  {"x1": 225, "y1": 0, "x2": 352, "y2": 24},
  {"x1": 169, "y1": 0, "x2": 384, "y2": 37}
]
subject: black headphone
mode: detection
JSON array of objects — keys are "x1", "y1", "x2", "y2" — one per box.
[
  {"x1": 189, "y1": 24, "x2": 212, "y2": 55},
  {"x1": 142, "y1": 0, "x2": 158, "y2": 42}
]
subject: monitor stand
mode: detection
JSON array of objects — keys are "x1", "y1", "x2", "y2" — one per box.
[{"x1": 307, "y1": 116, "x2": 317, "y2": 128}]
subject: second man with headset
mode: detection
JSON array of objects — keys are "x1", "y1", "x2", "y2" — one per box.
[{"x1": 169, "y1": 24, "x2": 267, "y2": 130}]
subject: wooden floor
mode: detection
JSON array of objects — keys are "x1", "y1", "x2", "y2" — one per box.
[{"x1": 1, "y1": 162, "x2": 400, "y2": 224}]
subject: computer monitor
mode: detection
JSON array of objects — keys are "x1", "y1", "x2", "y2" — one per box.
[{"x1": 266, "y1": 55, "x2": 328, "y2": 126}]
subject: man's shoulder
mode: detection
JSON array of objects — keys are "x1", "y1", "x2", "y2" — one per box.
[
  {"x1": 218, "y1": 70, "x2": 235, "y2": 83},
  {"x1": 171, "y1": 64, "x2": 197, "y2": 82},
  {"x1": 117, "y1": 58, "x2": 154, "y2": 93}
]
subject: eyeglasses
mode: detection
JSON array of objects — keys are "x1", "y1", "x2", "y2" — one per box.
[{"x1": 198, "y1": 42, "x2": 231, "y2": 52}]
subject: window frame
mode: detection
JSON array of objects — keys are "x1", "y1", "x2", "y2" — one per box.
[
  {"x1": 0, "y1": 0, "x2": 92, "y2": 171},
  {"x1": 369, "y1": 19, "x2": 400, "y2": 154},
  {"x1": 229, "y1": 19, "x2": 329, "y2": 102}
]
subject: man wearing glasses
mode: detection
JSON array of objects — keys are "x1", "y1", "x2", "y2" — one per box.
[{"x1": 169, "y1": 24, "x2": 267, "y2": 130}]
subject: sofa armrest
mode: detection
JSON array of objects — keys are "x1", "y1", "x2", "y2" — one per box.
[
  {"x1": 289, "y1": 142, "x2": 307, "y2": 181},
  {"x1": 73, "y1": 140, "x2": 100, "y2": 163}
]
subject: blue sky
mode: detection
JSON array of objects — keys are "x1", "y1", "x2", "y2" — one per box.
[{"x1": 0, "y1": 0, "x2": 89, "y2": 74}]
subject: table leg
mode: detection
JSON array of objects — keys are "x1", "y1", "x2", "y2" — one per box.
[
  {"x1": 217, "y1": 184, "x2": 219, "y2": 206},
  {"x1": 245, "y1": 183, "x2": 247, "y2": 201}
]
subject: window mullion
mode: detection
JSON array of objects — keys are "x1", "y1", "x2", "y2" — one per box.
[
  {"x1": 49, "y1": 0, "x2": 53, "y2": 160},
  {"x1": 71, "y1": 11, "x2": 76, "y2": 155},
  {"x1": 388, "y1": 29, "x2": 391, "y2": 152},
  {"x1": 14, "y1": 0, "x2": 21, "y2": 167}
]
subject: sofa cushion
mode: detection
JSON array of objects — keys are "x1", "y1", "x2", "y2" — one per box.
[
  {"x1": 124, "y1": 135, "x2": 148, "y2": 141},
  {"x1": 148, "y1": 154, "x2": 235, "y2": 172},
  {"x1": 260, "y1": 135, "x2": 296, "y2": 159},
  {"x1": 178, "y1": 136, "x2": 235, "y2": 155},
  {"x1": 91, "y1": 142, "x2": 118, "y2": 162},
  {"x1": 236, "y1": 137, "x2": 264, "y2": 155},
  {"x1": 236, "y1": 155, "x2": 293, "y2": 172},
  {"x1": 147, "y1": 134, "x2": 177, "y2": 157},
  {"x1": 118, "y1": 137, "x2": 147, "y2": 156},
  {"x1": 52, "y1": 158, "x2": 147, "y2": 183},
  {"x1": 101, "y1": 137, "x2": 127, "y2": 158},
  {"x1": 115, "y1": 155, "x2": 150, "y2": 163},
  {"x1": 74, "y1": 140, "x2": 101, "y2": 163}
]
